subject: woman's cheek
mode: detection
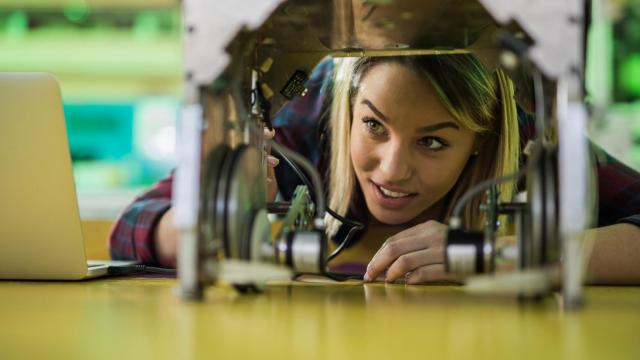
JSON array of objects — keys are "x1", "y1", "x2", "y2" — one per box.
[
  {"x1": 351, "y1": 135, "x2": 378, "y2": 173},
  {"x1": 419, "y1": 154, "x2": 469, "y2": 192}
]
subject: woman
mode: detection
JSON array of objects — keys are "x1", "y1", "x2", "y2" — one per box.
[
  {"x1": 110, "y1": 54, "x2": 640, "y2": 284},
  {"x1": 323, "y1": 54, "x2": 517, "y2": 283}
]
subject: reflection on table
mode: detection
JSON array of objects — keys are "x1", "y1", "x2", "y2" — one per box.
[{"x1": 1, "y1": 278, "x2": 639, "y2": 359}]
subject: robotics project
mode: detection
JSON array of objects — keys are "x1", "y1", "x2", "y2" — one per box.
[{"x1": 175, "y1": 0, "x2": 592, "y2": 309}]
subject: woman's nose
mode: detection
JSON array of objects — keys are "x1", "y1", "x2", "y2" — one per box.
[{"x1": 377, "y1": 142, "x2": 412, "y2": 182}]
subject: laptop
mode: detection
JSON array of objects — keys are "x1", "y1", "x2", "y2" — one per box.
[{"x1": 0, "y1": 72, "x2": 136, "y2": 280}]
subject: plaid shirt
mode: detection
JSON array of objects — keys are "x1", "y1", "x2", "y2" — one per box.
[{"x1": 110, "y1": 59, "x2": 640, "y2": 264}]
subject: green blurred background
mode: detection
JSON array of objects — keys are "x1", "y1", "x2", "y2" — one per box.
[
  {"x1": 0, "y1": 0, "x2": 181, "y2": 218},
  {"x1": 0, "y1": 0, "x2": 639, "y2": 219}
]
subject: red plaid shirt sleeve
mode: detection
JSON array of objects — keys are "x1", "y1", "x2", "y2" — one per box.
[{"x1": 109, "y1": 172, "x2": 173, "y2": 264}]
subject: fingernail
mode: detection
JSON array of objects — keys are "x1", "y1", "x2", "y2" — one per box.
[
  {"x1": 363, "y1": 273, "x2": 371, "y2": 282},
  {"x1": 263, "y1": 127, "x2": 275, "y2": 138},
  {"x1": 267, "y1": 156, "x2": 279, "y2": 166}
]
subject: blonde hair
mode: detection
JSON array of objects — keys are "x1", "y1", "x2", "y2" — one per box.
[{"x1": 326, "y1": 54, "x2": 519, "y2": 236}]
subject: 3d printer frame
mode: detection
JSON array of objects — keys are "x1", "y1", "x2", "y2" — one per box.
[{"x1": 175, "y1": 0, "x2": 591, "y2": 309}]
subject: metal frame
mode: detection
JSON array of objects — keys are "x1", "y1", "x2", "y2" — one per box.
[{"x1": 177, "y1": 0, "x2": 590, "y2": 306}]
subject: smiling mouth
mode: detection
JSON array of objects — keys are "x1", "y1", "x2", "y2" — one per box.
[{"x1": 372, "y1": 181, "x2": 417, "y2": 199}]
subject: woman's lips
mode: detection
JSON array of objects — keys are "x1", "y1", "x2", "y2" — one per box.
[{"x1": 369, "y1": 180, "x2": 417, "y2": 209}]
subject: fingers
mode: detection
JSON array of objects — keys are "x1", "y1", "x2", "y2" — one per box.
[
  {"x1": 405, "y1": 264, "x2": 462, "y2": 285},
  {"x1": 363, "y1": 220, "x2": 448, "y2": 283},
  {"x1": 384, "y1": 247, "x2": 444, "y2": 283},
  {"x1": 365, "y1": 229, "x2": 446, "y2": 282},
  {"x1": 263, "y1": 126, "x2": 275, "y2": 159},
  {"x1": 266, "y1": 155, "x2": 279, "y2": 183},
  {"x1": 266, "y1": 155, "x2": 279, "y2": 201},
  {"x1": 364, "y1": 235, "x2": 431, "y2": 281},
  {"x1": 264, "y1": 126, "x2": 275, "y2": 140},
  {"x1": 266, "y1": 155, "x2": 279, "y2": 168},
  {"x1": 264, "y1": 127, "x2": 278, "y2": 201}
]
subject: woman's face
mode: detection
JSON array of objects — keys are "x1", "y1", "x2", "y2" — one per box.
[{"x1": 350, "y1": 62, "x2": 477, "y2": 225}]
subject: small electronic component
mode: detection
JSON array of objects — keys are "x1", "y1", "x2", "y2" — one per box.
[{"x1": 280, "y1": 70, "x2": 309, "y2": 100}]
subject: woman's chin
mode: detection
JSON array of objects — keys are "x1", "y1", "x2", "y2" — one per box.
[{"x1": 370, "y1": 209, "x2": 418, "y2": 226}]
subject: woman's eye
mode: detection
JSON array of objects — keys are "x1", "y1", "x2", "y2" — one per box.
[
  {"x1": 363, "y1": 118, "x2": 385, "y2": 136},
  {"x1": 418, "y1": 136, "x2": 448, "y2": 151}
]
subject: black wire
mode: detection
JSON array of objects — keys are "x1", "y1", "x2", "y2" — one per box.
[
  {"x1": 268, "y1": 140, "x2": 327, "y2": 219},
  {"x1": 143, "y1": 266, "x2": 177, "y2": 274},
  {"x1": 292, "y1": 272, "x2": 363, "y2": 281},
  {"x1": 326, "y1": 222, "x2": 364, "y2": 263},
  {"x1": 323, "y1": 272, "x2": 364, "y2": 281},
  {"x1": 107, "y1": 265, "x2": 177, "y2": 276},
  {"x1": 271, "y1": 146, "x2": 365, "y2": 262},
  {"x1": 273, "y1": 146, "x2": 361, "y2": 226},
  {"x1": 277, "y1": 146, "x2": 364, "y2": 233}
]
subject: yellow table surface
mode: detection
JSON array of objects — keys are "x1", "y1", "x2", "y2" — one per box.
[{"x1": 1, "y1": 278, "x2": 639, "y2": 360}]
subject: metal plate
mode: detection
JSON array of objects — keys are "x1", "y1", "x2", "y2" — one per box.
[
  {"x1": 221, "y1": 145, "x2": 267, "y2": 260},
  {"x1": 216, "y1": 145, "x2": 237, "y2": 258},
  {"x1": 199, "y1": 144, "x2": 231, "y2": 255},
  {"x1": 529, "y1": 147, "x2": 558, "y2": 267}
]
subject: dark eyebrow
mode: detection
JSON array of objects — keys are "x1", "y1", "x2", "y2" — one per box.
[
  {"x1": 361, "y1": 99, "x2": 389, "y2": 122},
  {"x1": 361, "y1": 98, "x2": 460, "y2": 132},
  {"x1": 417, "y1": 121, "x2": 460, "y2": 133}
]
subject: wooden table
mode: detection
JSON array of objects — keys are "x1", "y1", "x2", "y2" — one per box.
[{"x1": 1, "y1": 278, "x2": 638, "y2": 360}]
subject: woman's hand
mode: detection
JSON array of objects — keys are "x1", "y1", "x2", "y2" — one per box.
[
  {"x1": 363, "y1": 220, "x2": 459, "y2": 284},
  {"x1": 264, "y1": 127, "x2": 280, "y2": 202},
  {"x1": 154, "y1": 207, "x2": 179, "y2": 268}
]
